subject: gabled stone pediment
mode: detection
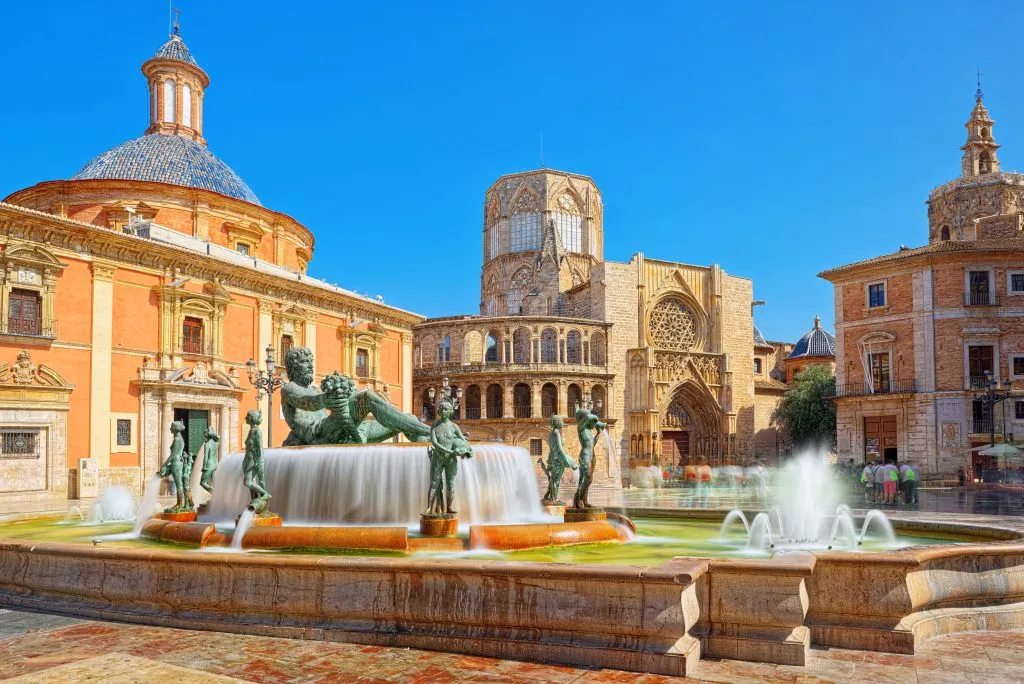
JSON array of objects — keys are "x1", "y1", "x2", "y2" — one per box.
[{"x1": 0, "y1": 350, "x2": 73, "y2": 389}]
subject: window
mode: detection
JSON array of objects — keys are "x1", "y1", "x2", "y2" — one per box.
[
  {"x1": 8, "y1": 288, "x2": 41, "y2": 336},
  {"x1": 754, "y1": 358, "x2": 763, "y2": 373},
  {"x1": 940, "y1": 226, "x2": 950, "y2": 241},
  {"x1": 509, "y1": 213, "x2": 541, "y2": 252},
  {"x1": 869, "y1": 352, "x2": 890, "y2": 393},
  {"x1": 567, "y1": 384, "x2": 583, "y2": 413},
  {"x1": 566, "y1": 330, "x2": 582, "y2": 364},
  {"x1": 182, "y1": 316, "x2": 204, "y2": 354},
  {"x1": 554, "y1": 212, "x2": 582, "y2": 252},
  {"x1": 1009, "y1": 272, "x2": 1024, "y2": 294},
  {"x1": 541, "y1": 383, "x2": 558, "y2": 417},
  {"x1": 488, "y1": 219, "x2": 506, "y2": 259},
  {"x1": 1017, "y1": 401, "x2": 1024, "y2": 421},
  {"x1": 116, "y1": 419, "x2": 132, "y2": 446},
  {"x1": 437, "y1": 336, "x2": 451, "y2": 363},
  {"x1": 0, "y1": 430, "x2": 38, "y2": 458},
  {"x1": 280, "y1": 334, "x2": 294, "y2": 363},
  {"x1": 485, "y1": 332, "x2": 500, "y2": 363},
  {"x1": 969, "y1": 345, "x2": 994, "y2": 387},
  {"x1": 540, "y1": 328, "x2": 557, "y2": 363},
  {"x1": 486, "y1": 384, "x2": 503, "y2": 418},
  {"x1": 182, "y1": 83, "x2": 192, "y2": 127},
  {"x1": 163, "y1": 79, "x2": 176, "y2": 123},
  {"x1": 980, "y1": 151, "x2": 991, "y2": 174},
  {"x1": 968, "y1": 271, "x2": 992, "y2": 305},
  {"x1": 590, "y1": 332, "x2": 606, "y2": 365},
  {"x1": 236, "y1": 242, "x2": 251, "y2": 256},
  {"x1": 529, "y1": 439, "x2": 543, "y2": 456},
  {"x1": 868, "y1": 282, "x2": 886, "y2": 308},
  {"x1": 1012, "y1": 355, "x2": 1024, "y2": 379},
  {"x1": 356, "y1": 348, "x2": 369, "y2": 378}
]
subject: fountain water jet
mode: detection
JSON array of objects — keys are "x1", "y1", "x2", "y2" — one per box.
[
  {"x1": 232, "y1": 509, "x2": 255, "y2": 550},
  {"x1": 131, "y1": 475, "x2": 163, "y2": 537},
  {"x1": 87, "y1": 486, "x2": 135, "y2": 524},
  {"x1": 827, "y1": 510, "x2": 858, "y2": 549},
  {"x1": 859, "y1": 509, "x2": 896, "y2": 545},
  {"x1": 747, "y1": 512, "x2": 774, "y2": 549},
  {"x1": 718, "y1": 509, "x2": 750, "y2": 538}
]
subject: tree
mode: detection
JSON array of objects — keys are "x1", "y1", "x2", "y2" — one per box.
[{"x1": 773, "y1": 364, "x2": 836, "y2": 449}]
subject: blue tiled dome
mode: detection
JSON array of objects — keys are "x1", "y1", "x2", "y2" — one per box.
[
  {"x1": 151, "y1": 35, "x2": 198, "y2": 67},
  {"x1": 71, "y1": 134, "x2": 260, "y2": 205},
  {"x1": 788, "y1": 316, "x2": 835, "y2": 359},
  {"x1": 753, "y1": 323, "x2": 768, "y2": 347}
]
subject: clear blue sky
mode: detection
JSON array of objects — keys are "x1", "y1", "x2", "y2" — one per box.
[{"x1": 2, "y1": 1, "x2": 1022, "y2": 342}]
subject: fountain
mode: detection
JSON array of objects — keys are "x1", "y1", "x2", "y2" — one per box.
[
  {"x1": 722, "y1": 451, "x2": 896, "y2": 551},
  {"x1": 85, "y1": 486, "x2": 135, "y2": 524}
]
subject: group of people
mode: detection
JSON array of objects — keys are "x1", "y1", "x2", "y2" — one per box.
[{"x1": 859, "y1": 459, "x2": 919, "y2": 506}]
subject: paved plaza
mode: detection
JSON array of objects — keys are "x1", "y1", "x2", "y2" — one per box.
[{"x1": 0, "y1": 608, "x2": 1021, "y2": 683}]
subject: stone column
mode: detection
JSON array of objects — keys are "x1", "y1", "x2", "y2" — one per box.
[
  {"x1": 89, "y1": 261, "x2": 116, "y2": 468},
  {"x1": 257, "y1": 301, "x2": 273, "y2": 447},
  {"x1": 504, "y1": 382, "x2": 515, "y2": 419},
  {"x1": 401, "y1": 333, "x2": 413, "y2": 414},
  {"x1": 480, "y1": 385, "x2": 488, "y2": 420}
]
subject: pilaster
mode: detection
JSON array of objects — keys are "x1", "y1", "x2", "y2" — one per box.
[{"x1": 89, "y1": 260, "x2": 116, "y2": 467}]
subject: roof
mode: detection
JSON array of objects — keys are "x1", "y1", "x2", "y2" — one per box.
[
  {"x1": 788, "y1": 315, "x2": 835, "y2": 359},
  {"x1": 150, "y1": 35, "x2": 199, "y2": 67},
  {"x1": 755, "y1": 378, "x2": 789, "y2": 393},
  {"x1": 71, "y1": 134, "x2": 260, "y2": 206},
  {"x1": 819, "y1": 238, "x2": 1024, "y2": 278},
  {"x1": 753, "y1": 323, "x2": 770, "y2": 348}
]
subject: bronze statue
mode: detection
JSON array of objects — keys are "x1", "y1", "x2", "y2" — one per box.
[
  {"x1": 571, "y1": 405, "x2": 607, "y2": 510},
  {"x1": 539, "y1": 415, "x2": 578, "y2": 505},
  {"x1": 280, "y1": 347, "x2": 431, "y2": 445},
  {"x1": 157, "y1": 420, "x2": 192, "y2": 513},
  {"x1": 242, "y1": 410, "x2": 271, "y2": 514},
  {"x1": 424, "y1": 400, "x2": 473, "y2": 517},
  {"x1": 199, "y1": 427, "x2": 220, "y2": 494}
]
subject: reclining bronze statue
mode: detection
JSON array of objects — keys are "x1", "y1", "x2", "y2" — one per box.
[{"x1": 281, "y1": 347, "x2": 431, "y2": 446}]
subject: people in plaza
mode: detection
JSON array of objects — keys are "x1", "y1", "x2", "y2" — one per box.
[
  {"x1": 861, "y1": 459, "x2": 877, "y2": 504},
  {"x1": 872, "y1": 458, "x2": 887, "y2": 504},
  {"x1": 900, "y1": 461, "x2": 919, "y2": 505},
  {"x1": 696, "y1": 459, "x2": 712, "y2": 508},
  {"x1": 881, "y1": 460, "x2": 899, "y2": 504}
]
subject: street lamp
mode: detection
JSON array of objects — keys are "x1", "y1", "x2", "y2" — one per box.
[
  {"x1": 580, "y1": 391, "x2": 603, "y2": 416},
  {"x1": 972, "y1": 370, "x2": 1015, "y2": 449},
  {"x1": 246, "y1": 344, "x2": 285, "y2": 447},
  {"x1": 426, "y1": 377, "x2": 462, "y2": 415}
]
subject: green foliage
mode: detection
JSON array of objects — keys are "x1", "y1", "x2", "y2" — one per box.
[{"x1": 773, "y1": 364, "x2": 836, "y2": 448}]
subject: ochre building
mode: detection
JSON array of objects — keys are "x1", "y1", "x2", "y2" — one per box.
[
  {"x1": 0, "y1": 32, "x2": 420, "y2": 513},
  {"x1": 821, "y1": 91, "x2": 1024, "y2": 478},
  {"x1": 413, "y1": 170, "x2": 792, "y2": 486}
]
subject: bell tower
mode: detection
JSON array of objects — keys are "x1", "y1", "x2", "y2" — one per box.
[
  {"x1": 961, "y1": 80, "x2": 1000, "y2": 178},
  {"x1": 142, "y1": 17, "x2": 210, "y2": 145}
]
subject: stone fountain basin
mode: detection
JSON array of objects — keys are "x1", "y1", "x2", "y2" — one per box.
[{"x1": 2, "y1": 511, "x2": 1024, "y2": 678}]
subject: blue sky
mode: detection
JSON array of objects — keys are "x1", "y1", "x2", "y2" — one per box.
[{"x1": 2, "y1": 2, "x2": 1022, "y2": 341}]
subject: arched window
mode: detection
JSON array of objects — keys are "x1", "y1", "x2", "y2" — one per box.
[
  {"x1": 566, "y1": 330, "x2": 582, "y2": 364},
  {"x1": 484, "y1": 276, "x2": 500, "y2": 316},
  {"x1": 486, "y1": 384, "x2": 503, "y2": 418},
  {"x1": 182, "y1": 83, "x2": 192, "y2": 127},
  {"x1": 488, "y1": 220, "x2": 506, "y2": 260},
  {"x1": 980, "y1": 151, "x2": 992, "y2": 174},
  {"x1": 421, "y1": 388, "x2": 435, "y2": 422},
  {"x1": 541, "y1": 383, "x2": 558, "y2": 418},
  {"x1": 485, "y1": 332, "x2": 500, "y2": 363},
  {"x1": 540, "y1": 328, "x2": 557, "y2": 363},
  {"x1": 509, "y1": 213, "x2": 541, "y2": 252},
  {"x1": 464, "y1": 384, "x2": 481, "y2": 419},
  {"x1": 513, "y1": 383, "x2": 531, "y2": 418},
  {"x1": 590, "y1": 331, "x2": 606, "y2": 365},
  {"x1": 513, "y1": 327, "x2": 531, "y2": 363},
  {"x1": 507, "y1": 268, "x2": 532, "y2": 315},
  {"x1": 437, "y1": 335, "x2": 451, "y2": 363},
  {"x1": 567, "y1": 384, "x2": 583, "y2": 414},
  {"x1": 463, "y1": 330, "x2": 482, "y2": 364},
  {"x1": 591, "y1": 384, "x2": 606, "y2": 418},
  {"x1": 982, "y1": 127, "x2": 990, "y2": 139},
  {"x1": 940, "y1": 226, "x2": 950, "y2": 241},
  {"x1": 163, "y1": 79, "x2": 176, "y2": 123},
  {"x1": 554, "y1": 212, "x2": 582, "y2": 252}
]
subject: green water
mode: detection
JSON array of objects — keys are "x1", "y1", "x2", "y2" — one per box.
[{"x1": 0, "y1": 516, "x2": 967, "y2": 565}]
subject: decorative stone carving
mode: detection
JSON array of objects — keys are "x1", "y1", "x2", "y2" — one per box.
[
  {"x1": 649, "y1": 297, "x2": 697, "y2": 351},
  {"x1": 0, "y1": 350, "x2": 70, "y2": 388},
  {"x1": 511, "y1": 188, "x2": 541, "y2": 214},
  {"x1": 941, "y1": 422, "x2": 961, "y2": 448}
]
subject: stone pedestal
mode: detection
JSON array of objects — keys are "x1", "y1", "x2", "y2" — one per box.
[
  {"x1": 157, "y1": 511, "x2": 198, "y2": 523},
  {"x1": 542, "y1": 503, "x2": 566, "y2": 517},
  {"x1": 420, "y1": 515, "x2": 459, "y2": 537},
  {"x1": 564, "y1": 507, "x2": 606, "y2": 523}
]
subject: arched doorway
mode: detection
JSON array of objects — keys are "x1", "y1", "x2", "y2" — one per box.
[{"x1": 660, "y1": 382, "x2": 723, "y2": 465}]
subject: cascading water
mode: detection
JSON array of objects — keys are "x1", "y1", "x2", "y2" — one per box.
[
  {"x1": 859, "y1": 509, "x2": 896, "y2": 545},
  {"x1": 131, "y1": 475, "x2": 163, "y2": 537},
  {"x1": 87, "y1": 486, "x2": 136, "y2": 524},
  {"x1": 232, "y1": 509, "x2": 255, "y2": 550},
  {"x1": 203, "y1": 444, "x2": 551, "y2": 526},
  {"x1": 827, "y1": 510, "x2": 858, "y2": 549},
  {"x1": 747, "y1": 512, "x2": 774, "y2": 549},
  {"x1": 718, "y1": 509, "x2": 750, "y2": 538}
]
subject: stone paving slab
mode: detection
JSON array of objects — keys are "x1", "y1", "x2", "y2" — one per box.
[{"x1": 0, "y1": 609, "x2": 1022, "y2": 682}]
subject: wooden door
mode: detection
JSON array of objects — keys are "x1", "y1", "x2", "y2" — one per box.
[
  {"x1": 661, "y1": 431, "x2": 690, "y2": 464},
  {"x1": 8, "y1": 289, "x2": 40, "y2": 335}
]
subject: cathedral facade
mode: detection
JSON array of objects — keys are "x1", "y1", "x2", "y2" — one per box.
[
  {"x1": 0, "y1": 31, "x2": 419, "y2": 513},
  {"x1": 414, "y1": 170, "x2": 789, "y2": 486}
]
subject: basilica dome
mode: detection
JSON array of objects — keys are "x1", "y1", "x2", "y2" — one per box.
[
  {"x1": 788, "y1": 315, "x2": 836, "y2": 359},
  {"x1": 71, "y1": 134, "x2": 260, "y2": 205}
]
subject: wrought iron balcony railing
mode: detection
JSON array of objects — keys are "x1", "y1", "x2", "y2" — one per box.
[
  {"x1": 965, "y1": 292, "x2": 1000, "y2": 306},
  {"x1": 827, "y1": 379, "x2": 917, "y2": 398},
  {"x1": 513, "y1": 403, "x2": 532, "y2": 419},
  {"x1": 0, "y1": 318, "x2": 57, "y2": 339},
  {"x1": 972, "y1": 419, "x2": 993, "y2": 435}
]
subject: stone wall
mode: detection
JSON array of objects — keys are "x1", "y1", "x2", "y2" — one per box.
[{"x1": 720, "y1": 273, "x2": 755, "y2": 458}]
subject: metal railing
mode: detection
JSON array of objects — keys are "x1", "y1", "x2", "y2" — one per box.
[
  {"x1": 970, "y1": 375, "x2": 997, "y2": 390},
  {"x1": 414, "y1": 360, "x2": 608, "y2": 377},
  {"x1": 972, "y1": 419, "x2": 993, "y2": 435},
  {"x1": 965, "y1": 292, "x2": 1000, "y2": 306},
  {"x1": 828, "y1": 379, "x2": 917, "y2": 398},
  {"x1": 486, "y1": 405, "x2": 503, "y2": 419},
  {"x1": 180, "y1": 339, "x2": 216, "y2": 357},
  {"x1": 513, "y1": 403, "x2": 532, "y2": 419},
  {"x1": 463, "y1": 407, "x2": 481, "y2": 420},
  {"x1": 1, "y1": 318, "x2": 56, "y2": 339}
]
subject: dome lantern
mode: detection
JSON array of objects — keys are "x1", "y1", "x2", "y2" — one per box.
[{"x1": 142, "y1": 24, "x2": 210, "y2": 144}]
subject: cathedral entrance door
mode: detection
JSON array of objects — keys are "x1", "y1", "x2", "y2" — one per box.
[
  {"x1": 173, "y1": 408, "x2": 209, "y2": 458},
  {"x1": 661, "y1": 430, "x2": 690, "y2": 465}
]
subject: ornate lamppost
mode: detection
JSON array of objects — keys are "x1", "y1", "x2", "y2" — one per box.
[
  {"x1": 246, "y1": 345, "x2": 285, "y2": 447},
  {"x1": 972, "y1": 370, "x2": 1015, "y2": 450},
  {"x1": 578, "y1": 391, "x2": 603, "y2": 416},
  {"x1": 426, "y1": 377, "x2": 462, "y2": 417}
]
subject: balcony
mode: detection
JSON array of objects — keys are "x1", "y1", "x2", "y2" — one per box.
[
  {"x1": 485, "y1": 405, "x2": 503, "y2": 419},
  {"x1": 513, "y1": 403, "x2": 532, "y2": 419},
  {"x1": 971, "y1": 419, "x2": 993, "y2": 435},
  {"x1": 180, "y1": 339, "x2": 215, "y2": 357},
  {"x1": 463, "y1": 407, "x2": 481, "y2": 420},
  {"x1": 0, "y1": 318, "x2": 57, "y2": 341},
  {"x1": 965, "y1": 292, "x2": 1000, "y2": 307},
  {"x1": 828, "y1": 379, "x2": 917, "y2": 399},
  {"x1": 970, "y1": 375, "x2": 998, "y2": 391},
  {"x1": 414, "y1": 361, "x2": 608, "y2": 378}
]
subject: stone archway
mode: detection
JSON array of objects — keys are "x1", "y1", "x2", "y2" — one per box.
[{"x1": 659, "y1": 381, "x2": 723, "y2": 465}]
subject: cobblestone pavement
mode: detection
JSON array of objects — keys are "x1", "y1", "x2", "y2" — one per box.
[{"x1": 0, "y1": 609, "x2": 1022, "y2": 683}]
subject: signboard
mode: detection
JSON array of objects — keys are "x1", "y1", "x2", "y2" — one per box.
[{"x1": 78, "y1": 457, "x2": 99, "y2": 498}]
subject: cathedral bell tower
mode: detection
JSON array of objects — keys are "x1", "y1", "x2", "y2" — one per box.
[{"x1": 961, "y1": 83, "x2": 1000, "y2": 178}]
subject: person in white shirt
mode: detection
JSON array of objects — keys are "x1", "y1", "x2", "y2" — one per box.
[{"x1": 861, "y1": 461, "x2": 877, "y2": 504}]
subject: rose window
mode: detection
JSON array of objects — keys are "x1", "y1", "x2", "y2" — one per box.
[{"x1": 648, "y1": 297, "x2": 697, "y2": 351}]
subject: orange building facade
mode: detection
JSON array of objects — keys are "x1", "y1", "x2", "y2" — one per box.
[{"x1": 0, "y1": 32, "x2": 419, "y2": 514}]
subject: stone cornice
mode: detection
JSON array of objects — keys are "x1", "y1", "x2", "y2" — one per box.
[{"x1": 0, "y1": 202, "x2": 423, "y2": 330}]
